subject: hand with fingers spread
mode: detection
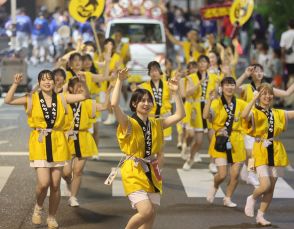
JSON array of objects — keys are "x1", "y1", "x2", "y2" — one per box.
[
  {"x1": 13, "y1": 73, "x2": 23, "y2": 85},
  {"x1": 244, "y1": 66, "x2": 254, "y2": 78},
  {"x1": 118, "y1": 68, "x2": 129, "y2": 81}
]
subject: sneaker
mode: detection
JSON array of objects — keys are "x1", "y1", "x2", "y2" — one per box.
[
  {"x1": 223, "y1": 197, "x2": 237, "y2": 208},
  {"x1": 207, "y1": 186, "x2": 218, "y2": 203},
  {"x1": 183, "y1": 159, "x2": 194, "y2": 171},
  {"x1": 32, "y1": 205, "x2": 43, "y2": 225},
  {"x1": 209, "y1": 163, "x2": 218, "y2": 174},
  {"x1": 68, "y1": 196, "x2": 80, "y2": 207},
  {"x1": 47, "y1": 217, "x2": 59, "y2": 229},
  {"x1": 247, "y1": 172, "x2": 260, "y2": 187},
  {"x1": 244, "y1": 195, "x2": 256, "y2": 217},
  {"x1": 256, "y1": 210, "x2": 271, "y2": 226},
  {"x1": 103, "y1": 114, "x2": 116, "y2": 125},
  {"x1": 194, "y1": 153, "x2": 202, "y2": 162}
]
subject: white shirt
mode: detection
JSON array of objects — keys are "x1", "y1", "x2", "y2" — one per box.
[{"x1": 280, "y1": 29, "x2": 294, "y2": 63}]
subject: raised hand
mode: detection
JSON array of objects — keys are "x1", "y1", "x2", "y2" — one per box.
[
  {"x1": 118, "y1": 68, "x2": 129, "y2": 81},
  {"x1": 244, "y1": 66, "x2": 254, "y2": 77},
  {"x1": 13, "y1": 73, "x2": 23, "y2": 85},
  {"x1": 168, "y1": 77, "x2": 179, "y2": 92},
  {"x1": 254, "y1": 87, "x2": 266, "y2": 101},
  {"x1": 209, "y1": 89, "x2": 217, "y2": 100},
  {"x1": 77, "y1": 71, "x2": 86, "y2": 81}
]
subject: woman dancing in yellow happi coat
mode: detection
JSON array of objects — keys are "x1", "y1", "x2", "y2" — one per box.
[
  {"x1": 242, "y1": 83, "x2": 294, "y2": 226},
  {"x1": 63, "y1": 77, "x2": 112, "y2": 207},
  {"x1": 4, "y1": 70, "x2": 88, "y2": 229},
  {"x1": 111, "y1": 68, "x2": 185, "y2": 229},
  {"x1": 182, "y1": 55, "x2": 219, "y2": 172},
  {"x1": 203, "y1": 77, "x2": 247, "y2": 208}
]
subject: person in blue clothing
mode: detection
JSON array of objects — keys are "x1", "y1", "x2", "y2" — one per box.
[
  {"x1": 79, "y1": 21, "x2": 94, "y2": 43},
  {"x1": 31, "y1": 11, "x2": 53, "y2": 65},
  {"x1": 15, "y1": 8, "x2": 32, "y2": 52}
]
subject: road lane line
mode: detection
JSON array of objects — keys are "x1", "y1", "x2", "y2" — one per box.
[
  {"x1": 273, "y1": 178, "x2": 294, "y2": 198},
  {"x1": 177, "y1": 169, "x2": 225, "y2": 198},
  {"x1": 0, "y1": 114, "x2": 20, "y2": 120},
  {"x1": 0, "y1": 166, "x2": 14, "y2": 193},
  {"x1": 0, "y1": 141, "x2": 9, "y2": 145},
  {"x1": 0, "y1": 126, "x2": 18, "y2": 132}
]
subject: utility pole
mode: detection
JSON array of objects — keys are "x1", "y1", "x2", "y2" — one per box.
[{"x1": 10, "y1": 0, "x2": 16, "y2": 50}]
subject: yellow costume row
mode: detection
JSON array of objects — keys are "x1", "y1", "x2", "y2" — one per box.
[
  {"x1": 27, "y1": 92, "x2": 98, "y2": 163},
  {"x1": 206, "y1": 95, "x2": 288, "y2": 168}
]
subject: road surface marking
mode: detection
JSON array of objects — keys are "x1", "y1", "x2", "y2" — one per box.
[
  {"x1": 177, "y1": 169, "x2": 225, "y2": 198},
  {"x1": 0, "y1": 113, "x2": 20, "y2": 120},
  {"x1": 273, "y1": 178, "x2": 294, "y2": 198},
  {"x1": 0, "y1": 166, "x2": 14, "y2": 193},
  {"x1": 0, "y1": 141, "x2": 9, "y2": 145},
  {"x1": 0, "y1": 126, "x2": 18, "y2": 132}
]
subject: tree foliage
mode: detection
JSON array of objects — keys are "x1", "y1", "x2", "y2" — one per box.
[{"x1": 255, "y1": 0, "x2": 294, "y2": 39}]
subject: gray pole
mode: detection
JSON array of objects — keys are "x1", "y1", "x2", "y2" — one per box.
[{"x1": 10, "y1": 0, "x2": 16, "y2": 50}]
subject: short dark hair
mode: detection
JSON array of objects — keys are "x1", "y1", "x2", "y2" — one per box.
[
  {"x1": 187, "y1": 61, "x2": 197, "y2": 69},
  {"x1": 251, "y1": 63, "x2": 264, "y2": 71},
  {"x1": 38, "y1": 70, "x2": 54, "y2": 83},
  {"x1": 197, "y1": 55, "x2": 210, "y2": 64},
  {"x1": 84, "y1": 41, "x2": 97, "y2": 51},
  {"x1": 69, "y1": 52, "x2": 82, "y2": 62},
  {"x1": 288, "y1": 19, "x2": 294, "y2": 29},
  {"x1": 221, "y1": 76, "x2": 236, "y2": 86},
  {"x1": 147, "y1": 61, "x2": 163, "y2": 75},
  {"x1": 52, "y1": 68, "x2": 66, "y2": 80},
  {"x1": 104, "y1": 38, "x2": 115, "y2": 47},
  {"x1": 129, "y1": 89, "x2": 154, "y2": 112},
  {"x1": 68, "y1": 77, "x2": 81, "y2": 94}
]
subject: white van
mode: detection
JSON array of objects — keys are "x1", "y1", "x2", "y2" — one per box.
[{"x1": 105, "y1": 17, "x2": 166, "y2": 82}]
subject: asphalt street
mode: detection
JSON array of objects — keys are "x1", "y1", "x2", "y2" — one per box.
[{"x1": 0, "y1": 64, "x2": 294, "y2": 229}]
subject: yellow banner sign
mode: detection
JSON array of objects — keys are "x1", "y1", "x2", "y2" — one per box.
[
  {"x1": 230, "y1": 0, "x2": 254, "y2": 26},
  {"x1": 69, "y1": 0, "x2": 105, "y2": 23},
  {"x1": 200, "y1": 3, "x2": 232, "y2": 20}
]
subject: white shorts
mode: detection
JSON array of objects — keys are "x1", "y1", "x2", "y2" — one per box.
[
  {"x1": 128, "y1": 190, "x2": 160, "y2": 209},
  {"x1": 256, "y1": 165, "x2": 285, "y2": 178},
  {"x1": 244, "y1": 135, "x2": 255, "y2": 151},
  {"x1": 215, "y1": 158, "x2": 244, "y2": 167},
  {"x1": 30, "y1": 160, "x2": 68, "y2": 168}
]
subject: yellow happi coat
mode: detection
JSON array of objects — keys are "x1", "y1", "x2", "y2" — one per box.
[
  {"x1": 27, "y1": 92, "x2": 70, "y2": 162},
  {"x1": 244, "y1": 107, "x2": 288, "y2": 167},
  {"x1": 117, "y1": 117, "x2": 164, "y2": 195},
  {"x1": 66, "y1": 100, "x2": 98, "y2": 158},
  {"x1": 208, "y1": 97, "x2": 247, "y2": 162}
]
